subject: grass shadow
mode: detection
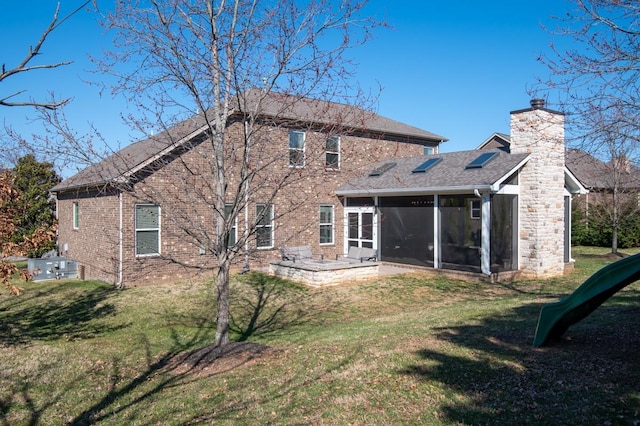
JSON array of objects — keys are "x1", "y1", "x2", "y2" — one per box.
[
  {"x1": 400, "y1": 289, "x2": 640, "y2": 425},
  {"x1": 0, "y1": 281, "x2": 127, "y2": 345},
  {"x1": 229, "y1": 272, "x2": 312, "y2": 341}
]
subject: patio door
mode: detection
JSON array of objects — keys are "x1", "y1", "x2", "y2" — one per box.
[{"x1": 346, "y1": 209, "x2": 376, "y2": 249}]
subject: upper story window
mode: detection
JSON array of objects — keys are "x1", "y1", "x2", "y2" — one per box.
[
  {"x1": 326, "y1": 136, "x2": 340, "y2": 170},
  {"x1": 135, "y1": 204, "x2": 161, "y2": 256},
  {"x1": 289, "y1": 131, "x2": 305, "y2": 168},
  {"x1": 72, "y1": 202, "x2": 80, "y2": 229},
  {"x1": 423, "y1": 146, "x2": 435, "y2": 155}
]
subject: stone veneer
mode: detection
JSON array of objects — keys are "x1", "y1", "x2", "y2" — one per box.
[
  {"x1": 510, "y1": 100, "x2": 566, "y2": 278},
  {"x1": 269, "y1": 260, "x2": 379, "y2": 286}
]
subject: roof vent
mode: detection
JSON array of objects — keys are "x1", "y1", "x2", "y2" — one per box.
[{"x1": 530, "y1": 98, "x2": 545, "y2": 109}]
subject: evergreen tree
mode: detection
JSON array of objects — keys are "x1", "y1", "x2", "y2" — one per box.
[{"x1": 9, "y1": 155, "x2": 60, "y2": 257}]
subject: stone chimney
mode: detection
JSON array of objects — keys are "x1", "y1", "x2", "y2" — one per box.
[{"x1": 510, "y1": 99, "x2": 566, "y2": 278}]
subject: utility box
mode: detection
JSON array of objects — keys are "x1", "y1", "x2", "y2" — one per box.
[{"x1": 27, "y1": 257, "x2": 78, "y2": 282}]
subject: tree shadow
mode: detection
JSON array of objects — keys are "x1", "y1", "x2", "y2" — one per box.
[
  {"x1": 0, "y1": 273, "x2": 326, "y2": 425},
  {"x1": 229, "y1": 272, "x2": 312, "y2": 341},
  {"x1": 399, "y1": 290, "x2": 640, "y2": 425},
  {"x1": 0, "y1": 282, "x2": 127, "y2": 345}
]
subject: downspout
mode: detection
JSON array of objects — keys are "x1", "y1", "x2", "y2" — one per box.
[
  {"x1": 243, "y1": 183, "x2": 250, "y2": 272},
  {"x1": 117, "y1": 190, "x2": 124, "y2": 287},
  {"x1": 243, "y1": 120, "x2": 250, "y2": 273}
]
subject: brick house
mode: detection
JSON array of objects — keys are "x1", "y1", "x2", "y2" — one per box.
[
  {"x1": 51, "y1": 91, "x2": 445, "y2": 285},
  {"x1": 53, "y1": 96, "x2": 584, "y2": 284}
]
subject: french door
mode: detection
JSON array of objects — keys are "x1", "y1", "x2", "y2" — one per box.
[{"x1": 345, "y1": 209, "x2": 376, "y2": 249}]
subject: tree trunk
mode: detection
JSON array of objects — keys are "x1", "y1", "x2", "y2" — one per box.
[{"x1": 215, "y1": 260, "x2": 230, "y2": 346}]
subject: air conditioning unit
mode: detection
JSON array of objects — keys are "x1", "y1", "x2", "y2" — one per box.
[{"x1": 27, "y1": 257, "x2": 78, "y2": 282}]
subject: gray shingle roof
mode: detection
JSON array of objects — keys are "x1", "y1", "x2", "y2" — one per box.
[
  {"x1": 336, "y1": 149, "x2": 530, "y2": 196},
  {"x1": 52, "y1": 90, "x2": 446, "y2": 192},
  {"x1": 565, "y1": 148, "x2": 640, "y2": 190},
  {"x1": 478, "y1": 134, "x2": 639, "y2": 191}
]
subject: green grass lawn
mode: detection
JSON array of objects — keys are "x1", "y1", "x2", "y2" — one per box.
[{"x1": 1, "y1": 247, "x2": 639, "y2": 425}]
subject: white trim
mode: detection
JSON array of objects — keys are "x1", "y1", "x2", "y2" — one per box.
[
  {"x1": 564, "y1": 166, "x2": 588, "y2": 194},
  {"x1": 433, "y1": 194, "x2": 440, "y2": 269},
  {"x1": 480, "y1": 192, "x2": 491, "y2": 275},
  {"x1": 490, "y1": 156, "x2": 530, "y2": 192},
  {"x1": 343, "y1": 206, "x2": 376, "y2": 255}
]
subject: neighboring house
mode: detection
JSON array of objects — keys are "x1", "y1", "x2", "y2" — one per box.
[
  {"x1": 338, "y1": 99, "x2": 586, "y2": 279},
  {"x1": 51, "y1": 91, "x2": 445, "y2": 285},
  {"x1": 479, "y1": 131, "x2": 640, "y2": 217},
  {"x1": 53, "y1": 96, "x2": 583, "y2": 284}
]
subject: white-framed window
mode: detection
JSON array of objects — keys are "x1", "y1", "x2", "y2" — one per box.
[
  {"x1": 135, "y1": 204, "x2": 161, "y2": 256},
  {"x1": 326, "y1": 136, "x2": 340, "y2": 170},
  {"x1": 319, "y1": 205, "x2": 334, "y2": 244},
  {"x1": 224, "y1": 204, "x2": 237, "y2": 248},
  {"x1": 470, "y1": 199, "x2": 481, "y2": 219},
  {"x1": 256, "y1": 203, "x2": 274, "y2": 248},
  {"x1": 72, "y1": 202, "x2": 80, "y2": 229},
  {"x1": 424, "y1": 146, "x2": 435, "y2": 155},
  {"x1": 289, "y1": 131, "x2": 305, "y2": 168}
]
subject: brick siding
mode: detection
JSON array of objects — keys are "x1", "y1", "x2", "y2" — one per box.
[{"x1": 56, "y1": 121, "x2": 432, "y2": 285}]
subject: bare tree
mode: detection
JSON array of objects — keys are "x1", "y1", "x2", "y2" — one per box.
[
  {"x1": 537, "y1": 0, "x2": 640, "y2": 250},
  {"x1": 1, "y1": 1, "x2": 92, "y2": 110},
  {"x1": 95, "y1": 0, "x2": 382, "y2": 346},
  {"x1": 539, "y1": 0, "x2": 640, "y2": 118},
  {"x1": 572, "y1": 104, "x2": 640, "y2": 253}
]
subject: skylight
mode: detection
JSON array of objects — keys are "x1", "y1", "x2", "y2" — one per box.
[
  {"x1": 368, "y1": 162, "x2": 397, "y2": 177},
  {"x1": 466, "y1": 152, "x2": 499, "y2": 169},
  {"x1": 412, "y1": 157, "x2": 442, "y2": 173}
]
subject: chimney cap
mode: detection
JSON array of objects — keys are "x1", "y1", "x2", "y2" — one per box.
[{"x1": 530, "y1": 98, "x2": 545, "y2": 109}]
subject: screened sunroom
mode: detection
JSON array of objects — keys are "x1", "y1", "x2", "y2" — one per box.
[{"x1": 337, "y1": 150, "x2": 529, "y2": 275}]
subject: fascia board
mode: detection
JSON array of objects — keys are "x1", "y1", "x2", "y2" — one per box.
[
  {"x1": 564, "y1": 166, "x2": 588, "y2": 194},
  {"x1": 336, "y1": 185, "x2": 494, "y2": 197},
  {"x1": 490, "y1": 155, "x2": 530, "y2": 192}
]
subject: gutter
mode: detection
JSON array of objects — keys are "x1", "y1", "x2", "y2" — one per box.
[{"x1": 336, "y1": 184, "x2": 494, "y2": 197}]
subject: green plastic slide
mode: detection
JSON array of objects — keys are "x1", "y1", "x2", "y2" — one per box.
[{"x1": 533, "y1": 252, "x2": 640, "y2": 347}]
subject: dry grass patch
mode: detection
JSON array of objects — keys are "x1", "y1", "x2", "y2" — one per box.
[{"x1": 1, "y1": 247, "x2": 639, "y2": 424}]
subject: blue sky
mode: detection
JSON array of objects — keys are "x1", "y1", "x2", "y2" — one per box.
[{"x1": 2, "y1": 1, "x2": 574, "y2": 174}]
